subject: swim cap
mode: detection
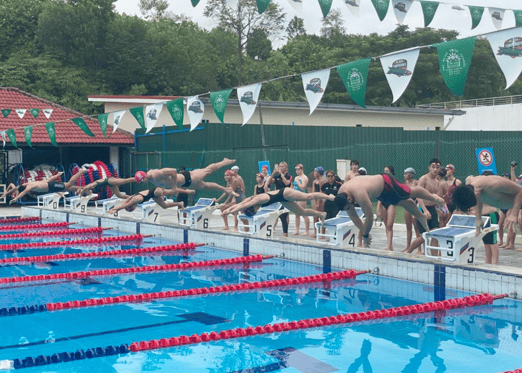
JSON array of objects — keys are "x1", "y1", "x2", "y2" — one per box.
[
  {"x1": 445, "y1": 164, "x2": 455, "y2": 172},
  {"x1": 134, "y1": 171, "x2": 146, "y2": 183},
  {"x1": 261, "y1": 165, "x2": 268, "y2": 170},
  {"x1": 125, "y1": 204, "x2": 137, "y2": 212},
  {"x1": 334, "y1": 193, "x2": 349, "y2": 210},
  {"x1": 315, "y1": 166, "x2": 325, "y2": 175},
  {"x1": 231, "y1": 165, "x2": 239, "y2": 171},
  {"x1": 225, "y1": 170, "x2": 234, "y2": 176},
  {"x1": 404, "y1": 167, "x2": 416, "y2": 176},
  {"x1": 295, "y1": 164, "x2": 303, "y2": 169},
  {"x1": 358, "y1": 167, "x2": 367, "y2": 173}
]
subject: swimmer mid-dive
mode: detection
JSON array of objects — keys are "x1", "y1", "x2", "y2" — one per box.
[{"x1": 106, "y1": 187, "x2": 188, "y2": 215}]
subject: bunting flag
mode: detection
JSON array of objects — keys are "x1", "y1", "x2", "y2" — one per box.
[
  {"x1": 165, "y1": 99, "x2": 184, "y2": 130},
  {"x1": 237, "y1": 83, "x2": 262, "y2": 126},
  {"x1": 288, "y1": 0, "x2": 303, "y2": 12},
  {"x1": 420, "y1": 1, "x2": 439, "y2": 27},
  {"x1": 6, "y1": 129, "x2": 17, "y2": 148},
  {"x1": 392, "y1": 0, "x2": 413, "y2": 24},
  {"x1": 302, "y1": 69, "x2": 330, "y2": 115},
  {"x1": 337, "y1": 58, "x2": 371, "y2": 108},
  {"x1": 489, "y1": 8, "x2": 505, "y2": 30},
  {"x1": 71, "y1": 117, "x2": 95, "y2": 137},
  {"x1": 380, "y1": 48, "x2": 420, "y2": 103},
  {"x1": 45, "y1": 122, "x2": 58, "y2": 147},
  {"x1": 42, "y1": 109, "x2": 53, "y2": 119},
  {"x1": 210, "y1": 89, "x2": 232, "y2": 123},
  {"x1": 29, "y1": 109, "x2": 39, "y2": 119},
  {"x1": 344, "y1": 0, "x2": 360, "y2": 16},
  {"x1": 256, "y1": 0, "x2": 271, "y2": 14},
  {"x1": 371, "y1": 0, "x2": 390, "y2": 21},
  {"x1": 1, "y1": 109, "x2": 10, "y2": 118},
  {"x1": 437, "y1": 37, "x2": 476, "y2": 96},
  {"x1": 515, "y1": 10, "x2": 522, "y2": 28},
  {"x1": 145, "y1": 104, "x2": 163, "y2": 133},
  {"x1": 98, "y1": 113, "x2": 109, "y2": 137},
  {"x1": 129, "y1": 107, "x2": 146, "y2": 130},
  {"x1": 318, "y1": 0, "x2": 333, "y2": 18},
  {"x1": 186, "y1": 96, "x2": 204, "y2": 131},
  {"x1": 191, "y1": 0, "x2": 200, "y2": 6},
  {"x1": 111, "y1": 110, "x2": 126, "y2": 133},
  {"x1": 15, "y1": 109, "x2": 26, "y2": 119},
  {"x1": 487, "y1": 28, "x2": 522, "y2": 89},
  {"x1": 24, "y1": 126, "x2": 33, "y2": 148},
  {"x1": 468, "y1": 6, "x2": 484, "y2": 30},
  {"x1": 0, "y1": 131, "x2": 5, "y2": 148}
]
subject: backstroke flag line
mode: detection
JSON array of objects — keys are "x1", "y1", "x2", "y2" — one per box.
[
  {"x1": 287, "y1": 0, "x2": 302, "y2": 12},
  {"x1": 237, "y1": 83, "x2": 262, "y2": 126},
  {"x1": 468, "y1": 6, "x2": 484, "y2": 30},
  {"x1": 392, "y1": 0, "x2": 413, "y2": 24},
  {"x1": 344, "y1": 0, "x2": 360, "y2": 16},
  {"x1": 210, "y1": 89, "x2": 232, "y2": 123},
  {"x1": 489, "y1": 8, "x2": 505, "y2": 30},
  {"x1": 186, "y1": 96, "x2": 204, "y2": 132},
  {"x1": 111, "y1": 110, "x2": 126, "y2": 133},
  {"x1": 165, "y1": 99, "x2": 184, "y2": 130},
  {"x1": 371, "y1": 0, "x2": 390, "y2": 21},
  {"x1": 486, "y1": 27, "x2": 522, "y2": 89},
  {"x1": 420, "y1": 1, "x2": 439, "y2": 27},
  {"x1": 145, "y1": 103, "x2": 163, "y2": 134},
  {"x1": 437, "y1": 37, "x2": 476, "y2": 96},
  {"x1": 301, "y1": 69, "x2": 330, "y2": 115},
  {"x1": 380, "y1": 48, "x2": 420, "y2": 103},
  {"x1": 337, "y1": 58, "x2": 371, "y2": 108}
]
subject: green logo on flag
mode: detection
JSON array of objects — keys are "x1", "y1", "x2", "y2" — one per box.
[
  {"x1": 189, "y1": 101, "x2": 203, "y2": 113},
  {"x1": 24, "y1": 126, "x2": 33, "y2": 148},
  {"x1": 46, "y1": 122, "x2": 58, "y2": 147},
  {"x1": 129, "y1": 107, "x2": 146, "y2": 130},
  {"x1": 256, "y1": 0, "x2": 272, "y2": 14},
  {"x1": 387, "y1": 59, "x2": 412, "y2": 77},
  {"x1": 371, "y1": 0, "x2": 390, "y2": 21},
  {"x1": 468, "y1": 6, "x2": 484, "y2": 30},
  {"x1": 1, "y1": 109, "x2": 11, "y2": 118},
  {"x1": 72, "y1": 118, "x2": 95, "y2": 137},
  {"x1": 317, "y1": 0, "x2": 333, "y2": 18},
  {"x1": 165, "y1": 99, "x2": 184, "y2": 130},
  {"x1": 497, "y1": 37, "x2": 522, "y2": 58},
  {"x1": 29, "y1": 109, "x2": 39, "y2": 119},
  {"x1": 6, "y1": 129, "x2": 17, "y2": 148},
  {"x1": 421, "y1": 1, "x2": 439, "y2": 27},
  {"x1": 337, "y1": 58, "x2": 371, "y2": 108},
  {"x1": 437, "y1": 37, "x2": 476, "y2": 96},
  {"x1": 210, "y1": 89, "x2": 232, "y2": 123},
  {"x1": 98, "y1": 113, "x2": 109, "y2": 137}
]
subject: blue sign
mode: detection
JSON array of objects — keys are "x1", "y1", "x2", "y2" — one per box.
[
  {"x1": 258, "y1": 161, "x2": 271, "y2": 175},
  {"x1": 476, "y1": 147, "x2": 497, "y2": 175}
]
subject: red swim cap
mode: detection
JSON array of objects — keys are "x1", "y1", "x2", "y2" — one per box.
[{"x1": 134, "y1": 171, "x2": 146, "y2": 183}]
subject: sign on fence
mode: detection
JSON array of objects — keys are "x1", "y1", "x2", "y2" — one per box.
[{"x1": 476, "y1": 147, "x2": 498, "y2": 175}]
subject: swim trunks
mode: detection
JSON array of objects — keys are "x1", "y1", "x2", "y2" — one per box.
[
  {"x1": 482, "y1": 212, "x2": 498, "y2": 245},
  {"x1": 377, "y1": 174, "x2": 411, "y2": 208},
  {"x1": 417, "y1": 205, "x2": 439, "y2": 234},
  {"x1": 235, "y1": 189, "x2": 246, "y2": 203},
  {"x1": 141, "y1": 188, "x2": 156, "y2": 203},
  {"x1": 181, "y1": 171, "x2": 191, "y2": 188},
  {"x1": 47, "y1": 181, "x2": 66, "y2": 193},
  {"x1": 261, "y1": 188, "x2": 288, "y2": 207}
]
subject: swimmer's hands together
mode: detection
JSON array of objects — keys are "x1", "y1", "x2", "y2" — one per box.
[
  {"x1": 224, "y1": 187, "x2": 239, "y2": 198},
  {"x1": 9, "y1": 198, "x2": 18, "y2": 205},
  {"x1": 504, "y1": 214, "x2": 518, "y2": 236},
  {"x1": 362, "y1": 234, "x2": 372, "y2": 248},
  {"x1": 475, "y1": 216, "x2": 485, "y2": 236}
]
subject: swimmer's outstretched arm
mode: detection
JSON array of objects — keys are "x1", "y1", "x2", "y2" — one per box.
[
  {"x1": 1, "y1": 184, "x2": 17, "y2": 199},
  {"x1": 107, "y1": 195, "x2": 141, "y2": 215},
  {"x1": 10, "y1": 185, "x2": 34, "y2": 204}
]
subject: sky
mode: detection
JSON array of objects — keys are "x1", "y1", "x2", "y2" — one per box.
[{"x1": 114, "y1": 0, "x2": 522, "y2": 44}]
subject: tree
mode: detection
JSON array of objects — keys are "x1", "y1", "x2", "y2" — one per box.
[
  {"x1": 246, "y1": 29, "x2": 272, "y2": 61},
  {"x1": 204, "y1": 0, "x2": 286, "y2": 85},
  {"x1": 138, "y1": 0, "x2": 169, "y2": 20},
  {"x1": 286, "y1": 16, "x2": 306, "y2": 40},
  {"x1": 320, "y1": 8, "x2": 345, "y2": 39}
]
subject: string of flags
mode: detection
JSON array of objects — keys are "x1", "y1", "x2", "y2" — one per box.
[{"x1": 2, "y1": 25, "x2": 522, "y2": 145}]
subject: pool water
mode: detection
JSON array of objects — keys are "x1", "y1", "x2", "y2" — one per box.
[{"x1": 0, "y1": 223, "x2": 521, "y2": 372}]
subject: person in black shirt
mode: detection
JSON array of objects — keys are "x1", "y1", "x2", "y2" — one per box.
[
  {"x1": 321, "y1": 170, "x2": 343, "y2": 220},
  {"x1": 264, "y1": 161, "x2": 292, "y2": 237}
]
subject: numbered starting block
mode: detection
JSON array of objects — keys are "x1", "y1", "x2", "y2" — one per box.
[
  {"x1": 94, "y1": 195, "x2": 123, "y2": 217},
  {"x1": 133, "y1": 200, "x2": 160, "y2": 223},
  {"x1": 424, "y1": 214, "x2": 498, "y2": 264},
  {"x1": 37, "y1": 192, "x2": 68, "y2": 210},
  {"x1": 315, "y1": 208, "x2": 364, "y2": 247},
  {"x1": 64, "y1": 193, "x2": 98, "y2": 213},
  {"x1": 177, "y1": 198, "x2": 219, "y2": 228},
  {"x1": 237, "y1": 202, "x2": 288, "y2": 238}
]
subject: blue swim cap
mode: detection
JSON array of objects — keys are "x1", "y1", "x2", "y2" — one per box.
[{"x1": 315, "y1": 166, "x2": 325, "y2": 175}]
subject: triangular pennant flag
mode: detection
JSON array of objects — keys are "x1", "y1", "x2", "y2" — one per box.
[
  {"x1": 468, "y1": 6, "x2": 484, "y2": 30},
  {"x1": 6, "y1": 129, "x2": 17, "y2": 148},
  {"x1": 336, "y1": 58, "x2": 372, "y2": 108},
  {"x1": 71, "y1": 117, "x2": 95, "y2": 137},
  {"x1": 129, "y1": 107, "x2": 146, "y2": 130},
  {"x1": 287, "y1": 0, "x2": 303, "y2": 12},
  {"x1": 344, "y1": 0, "x2": 360, "y2": 16},
  {"x1": 1, "y1": 109, "x2": 11, "y2": 118},
  {"x1": 318, "y1": 0, "x2": 333, "y2": 18},
  {"x1": 302, "y1": 69, "x2": 330, "y2": 115},
  {"x1": 110, "y1": 110, "x2": 126, "y2": 133},
  {"x1": 420, "y1": 1, "x2": 439, "y2": 27},
  {"x1": 186, "y1": 96, "x2": 205, "y2": 131},
  {"x1": 256, "y1": 0, "x2": 272, "y2": 14},
  {"x1": 392, "y1": 0, "x2": 413, "y2": 24},
  {"x1": 98, "y1": 113, "x2": 109, "y2": 137},
  {"x1": 489, "y1": 8, "x2": 505, "y2": 30},
  {"x1": 370, "y1": 0, "x2": 390, "y2": 21},
  {"x1": 191, "y1": 0, "x2": 200, "y2": 6},
  {"x1": 487, "y1": 29, "x2": 522, "y2": 89},
  {"x1": 29, "y1": 109, "x2": 39, "y2": 119},
  {"x1": 210, "y1": 89, "x2": 232, "y2": 123},
  {"x1": 42, "y1": 109, "x2": 53, "y2": 119},
  {"x1": 24, "y1": 126, "x2": 33, "y2": 148},
  {"x1": 514, "y1": 10, "x2": 522, "y2": 28},
  {"x1": 15, "y1": 109, "x2": 26, "y2": 119},
  {"x1": 237, "y1": 83, "x2": 262, "y2": 126},
  {"x1": 45, "y1": 122, "x2": 58, "y2": 147},
  {"x1": 0, "y1": 131, "x2": 5, "y2": 148},
  {"x1": 380, "y1": 48, "x2": 420, "y2": 103},
  {"x1": 437, "y1": 37, "x2": 476, "y2": 96},
  {"x1": 165, "y1": 99, "x2": 184, "y2": 130},
  {"x1": 145, "y1": 103, "x2": 163, "y2": 134}
]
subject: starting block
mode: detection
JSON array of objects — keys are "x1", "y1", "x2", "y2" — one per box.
[
  {"x1": 133, "y1": 200, "x2": 160, "y2": 223},
  {"x1": 37, "y1": 192, "x2": 68, "y2": 210},
  {"x1": 94, "y1": 195, "x2": 123, "y2": 217},
  {"x1": 177, "y1": 198, "x2": 219, "y2": 228},
  {"x1": 315, "y1": 208, "x2": 364, "y2": 247},
  {"x1": 64, "y1": 193, "x2": 98, "y2": 213},
  {"x1": 237, "y1": 202, "x2": 288, "y2": 238},
  {"x1": 424, "y1": 214, "x2": 498, "y2": 264}
]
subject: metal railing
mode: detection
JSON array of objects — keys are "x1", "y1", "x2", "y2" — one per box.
[{"x1": 417, "y1": 95, "x2": 522, "y2": 110}]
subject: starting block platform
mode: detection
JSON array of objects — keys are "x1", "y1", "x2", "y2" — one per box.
[
  {"x1": 37, "y1": 192, "x2": 69, "y2": 210},
  {"x1": 424, "y1": 214, "x2": 498, "y2": 264},
  {"x1": 315, "y1": 208, "x2": 364, "y2": 247},
  {"x1": 64, "y1": 193, "x2": 98, "y2": 213},
  {"x1": 238, "y1": 202, "x2": 288, "y2": 238},
  {"x1": 177, "y1": 198, "x2": 219, "y2": 228},
  {"x1": 94, "y1": 195, "x2": 123, "y2": 217}
]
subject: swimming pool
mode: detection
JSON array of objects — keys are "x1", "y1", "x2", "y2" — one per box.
[{"x1": 1, "y1": 221, "x2": 521, "y2": 372}]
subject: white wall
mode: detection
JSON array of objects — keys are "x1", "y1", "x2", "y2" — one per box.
[{"x1": 446, "y1": 104, "x2": 522, "y2": 131}]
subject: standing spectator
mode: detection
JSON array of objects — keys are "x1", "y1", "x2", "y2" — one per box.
[
  {"x1": 265, "y1": 161, "x2": 292, "y2": 237},
  {"x1": 321, "y1": 170, "x2": 343, "y2": 239},
  {"x1": 376, "y1": 165, "x2": 397, "y2": 251},
  {"x1": 311, "y1": 166, "x2": 327, "y2": 238},
  {"x1": 442, "y1": 164, "x2": 462, "y2": 226},
  {"x1": 344, "y1": 160, "x2": 360, "y2": 182},
  {"x1": 216, "y1": 170, "x2": 244, "y2": 231},
  {"x1": 403, "y1": 167, "x2": 421, "y2": 251},
  {"x1": 231, "y1": 165, "x2": 245, "y2": 194},
  {"x1": 261, "y1": 165, "x2": 270, "y2": 183},
  {"x1": 293, "y1": 164, "x2": 310, "y2": 236}
]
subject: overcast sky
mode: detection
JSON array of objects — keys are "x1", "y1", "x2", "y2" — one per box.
[{"x1": 114, "y1": 0, "x2": 522, "y2": 44}]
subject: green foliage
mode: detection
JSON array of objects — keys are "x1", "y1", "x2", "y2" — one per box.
[
  {"x1": 286, "y1": 16, "x2": 306, "y2": 40},
  {"x1": 246, "y1": 29, "x2": 272, "y2": 61}
]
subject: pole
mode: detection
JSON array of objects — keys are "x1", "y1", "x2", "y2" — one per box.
[{"x1": 259, "y1": 103, "x2": 267, "y2": 161}]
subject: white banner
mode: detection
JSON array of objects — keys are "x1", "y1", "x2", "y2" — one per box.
[
  {"x1": 380, "y1": 48, "x2": 420, "y2": 103},
  {"x1": 145, "y1": 103, "x2": 163, "y2": 134},
  {"x1": 392, "y1": 0, "x2": 413, "y2": 24},
  {"x1": 487, "y1": 28, "x2": 522, "y2": 89},
  {"x1": 237, "y1": 83, "x2": 262, "y2": 126},
  {"x1": 42, "y1": 109, "x2": 53, "y2": 119},
  {"x1": 15, "y1": 109, "x2": 26, "y2": 119},
  {"x1": 489, "y1": 8, "x2": 505, "y2": 30},
  {"x1": 343, "y1": 0, "x2": 360, "y2": 16},
  {"x1": 111, "y1": 110, "x2": 126, "y2": 133},
  {"x1": 301, "y1": 69, "x2": 330, "y2": 115},
  {"x1": 187, "y1": 96, "x2": 204, "y2": 131},
  {"x1": 0, "y1": 131, "x2": 5, "y2": 148},
  {"x1": 287, "y1": 0, "x2": 302, "y2": 12}
]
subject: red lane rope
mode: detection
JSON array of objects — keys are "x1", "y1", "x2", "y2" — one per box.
[
  {"x1": 0, "y1": 222, "x2": 70, "y2": 232},
  {"x1": 0, "y1": 227, "x2": 106, "y2": 240},
  {"x1": 0, "y1": 234, "x2": 145, "y2": 251},
  {"x1": 1, "y1": 254, "x2": 267, "y2": 285},
  {"x1": 129, "y1": 293, "x2": 507, "y2": 352},
  {"x1": 0, "y1": 217, "x2": 41, "y2": 224},
  {"x1": 0, "y1": 243, "x2": 204, "y2": 264},
  {"x1": 45, "y1": 269, "x2": 368, "y2": 311}
]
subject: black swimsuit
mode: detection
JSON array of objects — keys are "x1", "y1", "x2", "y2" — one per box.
[
  {"x1": 256, "y1": 185, "x2": 265, "y2": 195},
  {"x1": 47, "y1": 181, "x2": 66, "y2": 193},
  {"x1": 261, "y1": 188, "x2": 288, "y2": 207},
  {"x1": 181, "y1": 171, "x2": 192, "y2": 188},
  {"x1": 140, "y1": 188, "x2": 156, "y2": 203}
]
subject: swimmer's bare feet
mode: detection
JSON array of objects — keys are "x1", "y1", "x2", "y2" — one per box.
[
  {"x1": 385, "y1": 247, "x2": 393, "y2": 252},
  {"x1": 230, "y1": 227, "x2": 238, "y2": 232},
  {"x1": 301, "y1": 232, "x2": 310, "y2": 236},
  {"x1": 319, "y1": 212, "x2": 326, "y2": 225},
  {"x1": 221, "y1": 227, "x2": 229, "y2": 231},
  {"x1": 293, "y1": 232, "x2": 299, "y2": 236}
]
